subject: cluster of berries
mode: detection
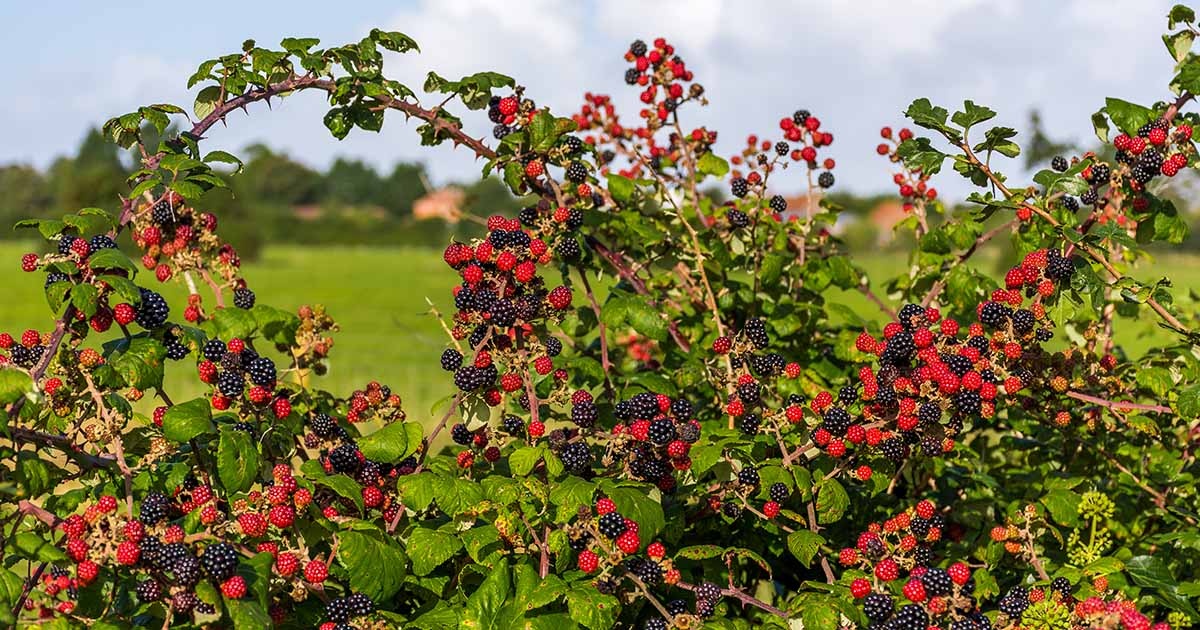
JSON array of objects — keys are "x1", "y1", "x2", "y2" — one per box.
[
  {"x1": 319, "y1": 592, "x2": 375, "y2": 630},
  {"x1": 130, "y1": 191, "x2": 248, "y2": 303},
  {"x1": 600, "y1": 391, "x2": 700, "y2": 490},
  {"x1": 449, "y1": 418, "x2": 506, "y2": 470},
  {"x1": 841, "y1": 500, "x2": 987, "y2": 630},
  {"x1": 441, "y1": 215, "x2": 574, "y2": 402},
  {"x1": 0, "y1": 328, "x2": 49, "y2": 369},
  {"x1": 55, "y1": 495, "x2": 244, "y2": 623},
  {"x1": 842, "y1": 254, "x2": 1071, "y2": 467},
  {"x1": 569, "y1": 498, "x2": 715, "y2": 627},
  {"x1": 621, "y1": 38, "x2": 701, "y2": 131},
  {"x1": 1111, "y1": 118, "x2": 1192, "y2": 183},
  {"x1": 715, "y1": 318, "x2": 806, "y2": 432},
  {"x1": 312, "y1": 413, "x2": 417, "y2": 518},
  {"x1": 994, "y1": 580, "x2": 1170, "y2": 630},
  {"x1": 728, "y1": 107, "x2": 836, "y2": 209},
  {"x1": 196, "y1": 336, "x2": 281, "y2": 416},
  {"x1": 486, "y1": 91, "x2": 535, "y2": 140},
  {"x1": 344, "y1": 380, "x2": 404, "y2": 424},
  {"x1": 19, "y1": 229, "x2": 175, "y2": 338},
  {"x1": 875, "y1": 126, "x2": 938, "y2": 211}
]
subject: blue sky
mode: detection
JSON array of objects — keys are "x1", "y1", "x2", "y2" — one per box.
[{"x1": 0, "y1": 1, "x2": 1185, "y2": 196}]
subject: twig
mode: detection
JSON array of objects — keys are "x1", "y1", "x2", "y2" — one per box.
[
  {"x1": 676, "y1": 580, "x2": 790, "y2": 619},
  {"x1": 578, "y1": 270, "x2": 615, "y2": 396},
  {"x1": 1065, "y1": 390, "x2": 1173, "y2": 414}
]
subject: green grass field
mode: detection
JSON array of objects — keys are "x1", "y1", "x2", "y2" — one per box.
[{"x1": 0, "y1": 243, "x2": 1193, "y2": 429}]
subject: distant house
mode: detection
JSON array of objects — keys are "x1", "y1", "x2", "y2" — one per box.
[{"x1": 413, "y1": 187, "x2": 465, "y2": 223}]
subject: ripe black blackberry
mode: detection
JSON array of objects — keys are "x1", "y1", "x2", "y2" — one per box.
[
  {"x1": 598, "y1": 512, "x2": 627, "y2": 538},
  {"x1": 822, "y1": 407, "x2": 852, "y2": 436},
  {"x1": 89, "y1": 234, "x2": 117, "y2": 251},
  {"x1": 562, "y1": 135, "x2": 583, "y2": 154},
  {"x1": 696, "y1": 581, "x2": 722, "y2": 601},
  {"x1": 44, "y1": 271, "x2": 69, "y2": 288},
  {"x1": 730, "y1": 177, "x2": 749, "y2": 198},
  {"x1": 232, "y1": 287, "x2": 256, "y2": 309},
  {"x1": 501, "y1": 415, "x2": 524, "y2": 436},
  {"x1": 769, "y1": 195, "x2": 787, "y2": 212},
  {"x1": 1080, "y1": 189, "x2": 1098, "y2": 205},
  {"x1": 792, "y1": 110, "x2": 810, "y2": 125},
  {"x1": 451, "y1": 423, "x2": 473, "y2": 445},
  {"x1": 556, "y1": 238, "x2": 581, "y2": 259},
  {"x1": 139, "y1": 536, "x2": 163, "y2": 566},
  {"x1": 737, "y1": 466, "x2": 759, "y2": 486},
  {"x1": 880, "y1": 331, "x2": 915, "y2": 366},
  {"x1": 572, "y1": 401, "x2": 599, "y2": 429},
  {"x1": 173, "y1": 591, "x2": 200, "y2": 614},
  {"x1": 744, "y1": 318, "x2": 769, "y2": 349},
  {"x1": 736, "y1": 382, "x2": 760, "y2": 405},
  {"x1": 630, "y1": 39, "x2": 648, "y2": 56},
  {"x1": 1139, "y1": 147, "x2": 1164, "y2": 170},
  {"x1": 566, "y1": 207, "x2": 584, "y2": 229},
  {"x1": 898, "y1": 303, "x2": 924, "y2": 326},
  {"x1": 628, "y1": 557, "x2": 663, "y2": 586},
  {"x1": 630, "y1": 393, "x2": 659, "y2": 419},
  {"x1": 670, "y1": 398, "x2": 693, "y2": 419},
  {"x1": 944, "y1": 354, "x2": 972, "y2": 376},
  {"x1": 739, "y1": 413, "x2": 760, "y2": 435},
  {"x1": 665, "y1": 599, "x2": 688, "y2": 616},
  {"x1": 893, "y1": 604, "x2": 929, "y2": 630},
  {"x1": 727, "y1": 209, "x2": 749, "y2": 228},
  {"x1": 817, "y1": 171, "x2": 835, "y2": 188},
  {"x1": 488, "y1": 104, "x2": 504, "y2": 124},
  {"x1": 565, "y1": 161, "x2": 588, "y2": 183},
  {"x1": 1051, "y1": 577, "x2": 1072, "y2": 597},
  {"x1": 153, "y1": 542, "x2": 188, "y2": 571},
  {"x1": 490, "y1": 299, "x2": 518, "y2": 328},
  {"x1": 217, "y1": 370, "x2": 244, "y2": 397},
  {"x1": 967, "y1": 335, "x2": 991, "y2": 356},
  {"x1": 722, "y1": 501, "x2": 742, "y2": 518},
  {"x1": 879, "y1": 438, "x2": 908, "y2": 462},
  {"x1": 1050, "y1": 155, "x2": 1068, "y2": 172},
  {"x1": 918, "y1": 403, "x2": 942, "y2": 425},
  {"x1": 140, "y1": 492, "x2": 171, "y2": 525},
  {"x1": 677, "y1": 422, "x2": 700, "y2": 443},
  {"x1": 921, "y1": 567, "x2": 953, "y2": 596},
  {"x1": 162, "y1": 338, "x2": 186, "y2": 360},
  {"x1": 311, "y1": 413, "x2": 337, "y2": 438},
  {"x1": 200, "y1": 542, "x2": 239, "y2": 581},
  {"x1": 954, "y1": 391, "x2": 982, "y2": 415},
  {"x1": 136, "y1": 288, "x2": 170, "y2": 329},
  {"x1": 862, "y1": 593, "x2": 894, "y2": 622},
  {"x1": 913, "y1": 545, "x2": 932, "y2": 568},
  {"x1": 1090, "y1": 163, "x2": 1111, "y2": 183},
  {"x1": 1131, "y1": 164, "x2": 1156, "y2": 184},
  {"x1": 558, "y1": 442, "x2": 592, "y2": 473},
  {"x1": 1045, "y1": 253, "x2": 1076, "y2": 282},
  {"x1": 623, "y1": 68, "x2": 641, "y2": 85},
  {"x1": 202, "y1": 339, "x2": 225, "y2": 362},
  {"x1": 171, "y1": 554, "x2": 202, "y2": 587},
  {"x1": 247, "y1": 357, "x2": 276, "y2": 386},
  {"x1": 345, "y1": 592, "x2": 374, "y2": 616},
  {"x1": 454, "y1": 365, "x2": 485, "y2": 392},
  {"x1": 57, "y1": 234, "x2": 76, "y2": 254},
  {"x1": 151, "y1": 200, "x2": 176, "y2": 225},
  {"x1": 647, "y1": 419, "x2": 676, "y2": 444},
  {"x1": 1062, "y1": 196, "x2": 1079, "y2": 211},
  {"x1": 998, "y1": 593, "x2": 1029, "y2": 618},
  {"x1": 543, "y1": 337, "x2": 563, "y2": 358},
  {"x1": 329, "y1": 442, "x2": 361, "y2": 473},
  {"x1": 773, "y1": 141, "x2": 790, "y2": 156},
  {"x1": 979, "y1": 301, "x2": 1010, "y2": 329},
  {"x1": 136, "y1": 578, "x2": 162, "y2": 602},
  {"x1": 518, "y1": 206, "x2": 539, "y2": 226},
  {"x1": 440, "y1": 348, "x2": 463, "y2": 372},
  {"x1": 1011, "y1": 309, "x2": 1036, "y2": 334},
  {"x1": 326, "y1": 597, "x2": 352, "y2": 622}
]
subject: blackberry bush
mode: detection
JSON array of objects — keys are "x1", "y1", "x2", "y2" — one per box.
[{"x1": 2, "y1": 10, "x2": 1199, "y2": 630}]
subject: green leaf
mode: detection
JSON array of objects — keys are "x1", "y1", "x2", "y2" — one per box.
[
  {"x1": 623, "y1": 298, "x2": 667, "y2": 342},
  {"x1": 464, "y1": 558, "x2": 510, "y2": 628},
  {"x1": 208, "y1": 307, "x2": 258, "y2": 340},
  {"x1": 1169, "y1": 4, "x2": 1196, "y2": 29},
  {"x1": 1178, "y1": 386, "x2": 1200, "y2": 418},
  {"x1": 895, "y1": 137, "x2": 948, "y2": 176},
  {"x1": 549, "y1": 476, "x2": 595, "y2": 522},
  {"x1": 973, "y1": 126, "x2": 1020, "y2": 158},
  {"x1": 600, "y1": 484, "x2": 665, "y2": 542},
  {"x1": 1137, "y1": 366, "x2": 1174, "y2": 397},
  {"x1": 339, "y1": 528, "x2": 408, "y2": 601},
  {"x1": 225, "y1": 599, "x2": 270, "y2": 630},
  {"x1": 1040, "y1": 490, "x2": 1081, "y2": 526},
  {"x1": 357, "y1": 421, "x2": 417, "y2": 462},
  {"x1": 217, "y1": 428, "x2": 260, "y2": 493},
  {"x1": 194, "y1": 85, "x2": 222, "y2": 120},
  {"x1": 408, "y1": 527, "x2": 463, "y2": 576},
  {"x1": 1164, "y1": 30, "x2": 1195, "y2": 62},
  {"x1": 787, "y1": 530, "x2": 825, "y2": 567},
  {"x1": 566, "y1": 583, "x2": 619, "y2": 630},
  {"x1": 1104, "y1": 98, "x2": 1156, "y2": 136},
  {"x1": 509, "y1": 446, "x2": 544, "y2": 476},
  {"x1": 607, "y1": 173, "x2": 635, "y2": 204},
  {"x1": 951, "y1": 100, "x2": 997, "y2": 131},
  {"x1": 324, "y1": 108, "x2": 352, "y2": 140},
  {"x1": 87, "y1": 248, "x2": 136, "y2": 274},
  {"x1": 697, "y1": 152, "x2": 730, "y2": 177},
  {"x1": 434, "y1": 477, "x2": 484, "y2": 516},
  {"x1": 69, "y1": 283, "x2": 99, "y2": 318},
  {"x1": 108, "y1": 337, "x2": 166, "y2": 390},
  {"x1": 677, "y1": 545, "x2": 724, "y2": 560},
  {"x1": 1126, "y1": 555, "x2": 1200, "y2": 619},
  {"x1": 904, "y1": 98, "x2": 960, "y2": 143},
  {"x1": 0, "y1": 368, "x2": 32, "y2": 407},
  {"x1": 162, "y1": 397, "x2": 214, "y2": 442},
  {"x1": 815, "y1": 478, "x2": 849, "y2": 524}
]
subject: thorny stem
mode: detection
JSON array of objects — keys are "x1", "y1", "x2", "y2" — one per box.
[
  {"x1": 676, "y1": 580, "x2": 791, "y2": 619},
  {"x1": 806, "y1": 501, "x2": 837, "y2": 583},
  {"x1": 1065, "y1": 390, "x2": 1173, "y2": 414},
  {"x1": 578, "y1": 269, "x2": 615, "y2": 397},
  {"x1": 920, "y1": 218, "x2": 1019, "y2": 308},
  {"x1": 587, "y1": 238, "x2": 691, "y2": 353}
]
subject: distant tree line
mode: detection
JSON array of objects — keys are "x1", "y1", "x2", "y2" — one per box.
[{"x1": 0, "y1": 127, "x2": 521, "y2": 258}]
